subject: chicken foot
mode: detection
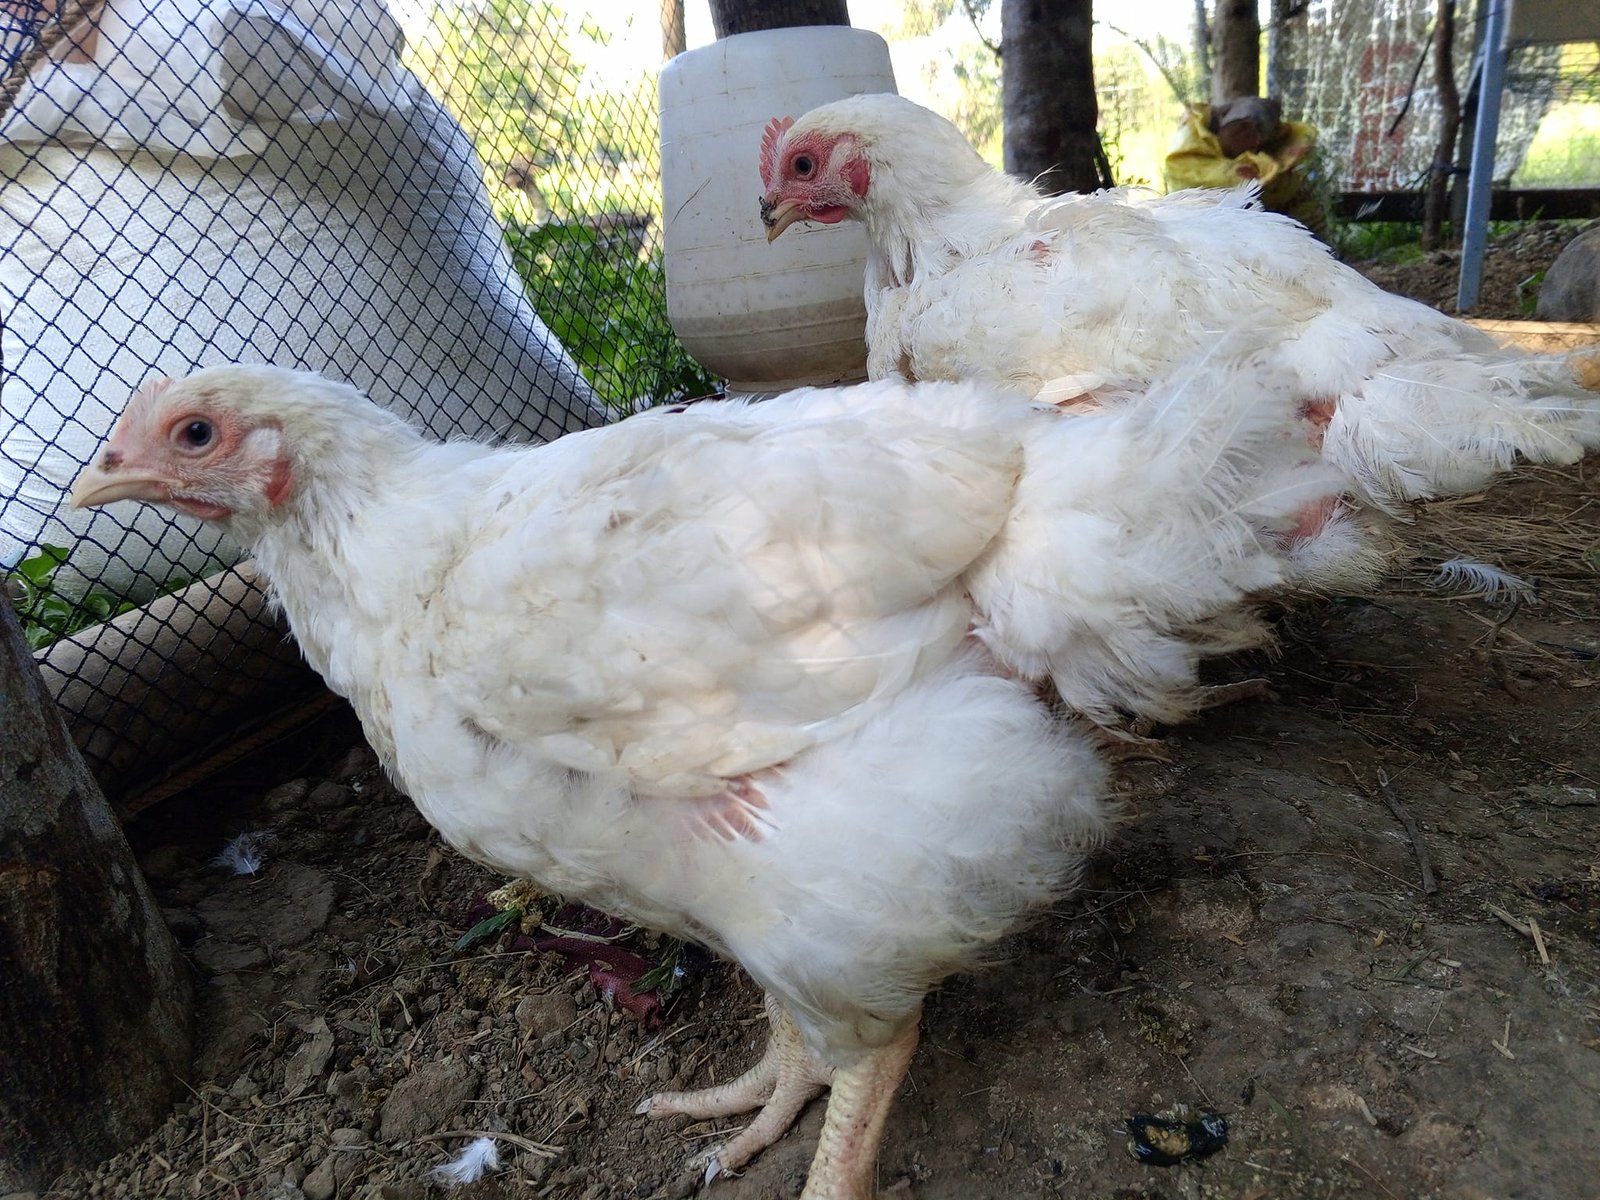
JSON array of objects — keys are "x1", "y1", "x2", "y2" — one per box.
[
  {"x1": 640, "y1": 993, "x2": 829, "y2": 1183},
  {"x1": 1124, "y1": 677, "x2": 1278, "y2": 740},
  {"x1": 800, "y1": 1021, "x2": 919, "y2": 1199},
  {"x1": 639, "y1": 993, "x2": 919, "y2": 1198}
]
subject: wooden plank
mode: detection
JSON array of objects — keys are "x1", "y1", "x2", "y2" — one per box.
[
  {"x1": 35, "y1": 560, "x2": 323, "y2": 810},
  {"x1": 1337, "y1": 189, "x2": 1600, "y2": 222},
  {"x1": 1466, "y1": 318, "x2": 1600, "y2": 352}
]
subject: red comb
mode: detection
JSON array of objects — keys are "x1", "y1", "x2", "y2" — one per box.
[{"x1": 759, "y1": 115, "x2": 794, "y2": 189}]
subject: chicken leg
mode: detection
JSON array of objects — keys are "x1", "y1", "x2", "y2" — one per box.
[{"x1": 640, "y1": 993, "x2": 919, "y2": 1199}]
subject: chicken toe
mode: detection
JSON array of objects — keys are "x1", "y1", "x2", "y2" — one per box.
[
  {"x1": 641, "y1": 995, "x2": 918, "y2": 1197},
  {"x1": 1196, "y1": 677, "x2": 1277, "y2": 711},
  {"x1": 641, "y1": 993, "x2": 831, "y2": 1179}
]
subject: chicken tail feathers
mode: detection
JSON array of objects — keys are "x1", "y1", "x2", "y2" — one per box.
[
  {"x1": 1323, "y1": 344, "x2": 1600, "y2": 511},
  {"x1": 967, "y1": 338, "x2": 1345, "y2": 729}
]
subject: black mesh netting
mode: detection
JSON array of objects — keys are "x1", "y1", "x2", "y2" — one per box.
[
  {"x1": 2, "y1": 0, "x2": 712, "y2": 801},
  {"x1": 1277, "y1": 0, "x2": 1591, "y2": 193}
]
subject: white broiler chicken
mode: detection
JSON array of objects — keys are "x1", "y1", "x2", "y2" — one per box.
[
  {"x1": 759, "y1": 94, "x2": 1600, "y2": 589},
  {"x1": 71, "y1": 357, "x2": 1333, "y2": 1198}
]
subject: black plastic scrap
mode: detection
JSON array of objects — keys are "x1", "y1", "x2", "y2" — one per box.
[{"x1": 1125, "y1": 1111, "x2": 1229, "y2": 1167}]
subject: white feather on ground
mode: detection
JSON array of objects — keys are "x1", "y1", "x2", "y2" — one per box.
[
  {"x1": 429, "y1": 1137, "x2": 500, "y2": 1186},
  {"x1": 212, "y1": 830, "x2": 271, "y2": 876},
  {"x1": 1426, "y1": 556, "x2": 1537, "y2": 603}
]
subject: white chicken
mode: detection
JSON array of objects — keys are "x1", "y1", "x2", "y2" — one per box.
[
  {"x1": 758, "y1": 94, "x2": 1600, "y2": 588},
  {"x1": 70, "y1": 356, "x2": 1332, "y2": 1198}
]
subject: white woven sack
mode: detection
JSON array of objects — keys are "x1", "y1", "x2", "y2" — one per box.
[{"x1": 1, "y1": 0, "x2": 603, "y2": 596}]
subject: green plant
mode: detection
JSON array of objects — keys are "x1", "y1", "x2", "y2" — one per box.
[
  {"x1": 9, "y1": 544, "x2": 129, "y2": 650},
  {"x1": 507, "y1": 221, "x2": 716, "y2": 410},
  {"x1": 8, "y1": 543, "x2": 190, "y2": 650},
  {"x1": 1331, "y1": 219, "x2": 1428, "y2": 264},
  {"x1": 1517, "y1": 270, "x2": 1547, "y2": 317}
]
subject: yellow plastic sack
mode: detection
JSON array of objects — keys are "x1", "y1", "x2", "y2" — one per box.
[{"x1": 1163, "y1": 102, "x2": 1318, "y2": 216}]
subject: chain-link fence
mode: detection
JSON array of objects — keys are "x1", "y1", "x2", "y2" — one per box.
[
  {"x1": 1276, "y1": 0, "x2": 1595, "y2": 194},
  {"x1": 2, "y1": 0, "x2": 706, "y2": 802}
]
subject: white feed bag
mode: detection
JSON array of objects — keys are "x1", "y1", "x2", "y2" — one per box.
[{"x1": 1, "y1": 0, "x2": 604, "y2": 597}]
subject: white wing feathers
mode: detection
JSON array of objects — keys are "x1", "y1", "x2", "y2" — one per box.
[
  {"x1": 426, "y1": 387, "x2": 1021, "y2": 796},
  {"x1": 418, "y1": 354, "x2": 1333, "y2": 780}
]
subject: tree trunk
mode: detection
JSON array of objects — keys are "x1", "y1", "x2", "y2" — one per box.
[
  {"x1": 1001, "y1": 0, "x2": 1112, "y2": 195},
  {"x1": 707, "y1": 0, "x2": 850, "y2": 38},
  {"x1": 1212, "y1": 0, "x2": 1261, "y2": 104},
  {"x1": 662, "y1": 0, "x2": 686, "y2": 59},
  {"x1": 1422, "y1": 0, "x2": 1460, "y2": 250},
  {"x1": 1264, "y1": 0, "x2": 1289, "y2": 98},
  {"x1": 0, "y1": 600, "x2": 192, "y2": 1191},
  {"x1": 1193, "y1": 0, "x2": 1213, "y2": 100}
]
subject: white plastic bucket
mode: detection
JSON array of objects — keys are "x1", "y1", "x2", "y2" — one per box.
[{"x1": 658, "y1": 26, "x2": 895, "y2": 394}]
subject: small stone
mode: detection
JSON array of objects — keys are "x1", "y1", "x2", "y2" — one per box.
[
  {"x1": 302, "y1": 1157, "x2": 336, "y2": 1200},
  {"x1": 263, "y1": 779, "x2": 312, "y2": 816},
  {"x1": 228, "y1": 1072, "x2": 262, "y2": 1101},
  {"x1": 337, "y1": 747, "x2": 377, "y2": 780},
  {"x1": 515, "y1": 990, "x2": 579, "y2": 1038},
  {"x1": 378, "y1": 1057, "x2": 480, "y2": 1141},
  {"x1": 308, "y1": 782, "x2": 353, "y2": 811},
  {"x1": 326, "y1": 1068, "x2": 368, "y2": 1111},
  {"x1": 1538, "y1": 226, "x2": 1600, "y2": 322}
]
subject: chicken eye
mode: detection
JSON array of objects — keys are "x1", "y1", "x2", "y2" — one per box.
[
  {"x1": 178, "y1": 420, "x2": 214, "y2": 448},
  {"x1": 792, "y1": 154, "x2": 814, "y2": 178}
]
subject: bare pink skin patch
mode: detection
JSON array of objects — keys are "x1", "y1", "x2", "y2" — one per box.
[
  {"x1": 1287, "y1": 495, "x2": 1340, "y2": 541},
  {"x1": 1299, "y1": 396, "x2": 1337, "y2": 450},
  {"x1": 689, "y1": 775, "x2": 775, "y2": 843},
  {"x1": 265, "y1": 457, "x2": 294, "y2": 508},
  {"x1": 844, "y1": 156, "x2": 870, "y2": 198}
]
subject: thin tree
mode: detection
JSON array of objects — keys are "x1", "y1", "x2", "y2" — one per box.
[
  {"x1": 663, "y1": 0, "x2": 686, "y2": 59},
  {"x1": 1001, "y1": 0, "x2": 1112, "y2": 194},
  {"x1": 707, "y1": 0, "x2": 850, "y2": 38},
  {"x1": 1211, "y1": 0, "x2": 1261, "y2": 103},
  {"x1": 0, "y1": 599, "x2": 193, "y2": 1190},
  {"x1": 1422, "y1": 0, "x2": 1460, "y2": 250}
]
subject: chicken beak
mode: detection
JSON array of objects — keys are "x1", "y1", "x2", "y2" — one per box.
[
  {"x1": 761, "y1": 197, "x2": 807, "y2": 243},
  {"x1": 68, "y1": 462, "x2": 172, "y2": 509}
]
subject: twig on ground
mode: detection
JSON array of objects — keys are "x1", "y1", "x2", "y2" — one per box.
[
  {"x1": 1486, "y1": 903, "x2": 1553, "y2": 965},
  {"x1": 1485, "y1": 903, "x2": 1532, "y2": 936},
  {"x1": 1491, "y1": 1018, "x2": 1515, "y2": 1060},
  {"x1": 1340, "y1": 761, "x2": 1438, "y2": 895},
  {"x1": 1528, "y1": 918, "x2": 1551, "y2": 965}
]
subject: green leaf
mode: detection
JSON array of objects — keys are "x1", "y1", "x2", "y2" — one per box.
[
  {"x1": 633, "y1": 940, "x2": 686, "y2": 998},
  {"x1": 452, "y1": 905, "x2": 522, "y2": 954},
  {"x1": 17, "y1": 544, "x2": 69, "y2": 585}
]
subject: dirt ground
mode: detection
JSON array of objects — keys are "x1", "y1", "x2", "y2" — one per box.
[{"x1": 37, "y1": 223, "x2": 1600, "y2": 1200}]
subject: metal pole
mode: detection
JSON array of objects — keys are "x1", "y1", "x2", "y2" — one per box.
[{"x1": 1456, "y1": 0, "x2": 1508, "y2": 311}]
